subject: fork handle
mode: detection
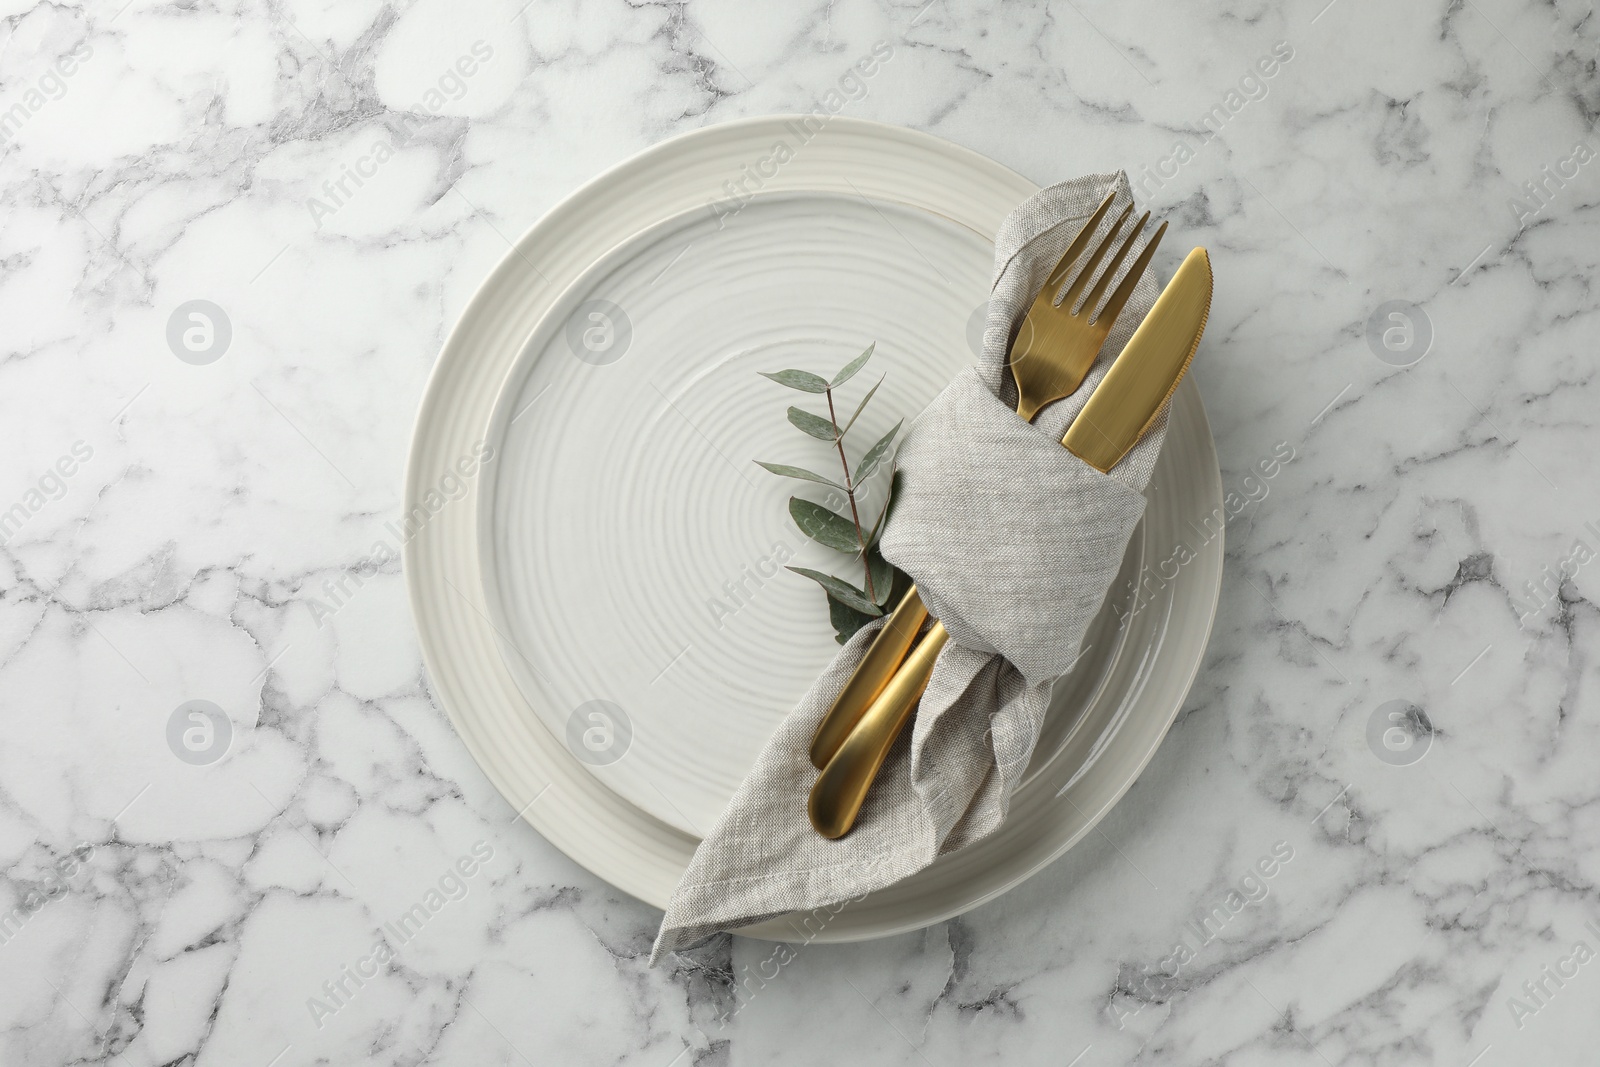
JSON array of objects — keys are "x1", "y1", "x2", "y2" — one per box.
[
  {"x1": 809, "y1": 586, "x2": 929, "y2": 768},
  {"x1": 808, "y1": 621, "x2": 949, "y2": 838}
]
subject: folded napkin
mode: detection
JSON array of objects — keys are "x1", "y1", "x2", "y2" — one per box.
[{"x1": 651, "y1": 171, "x2": 1168, "y2": 961}]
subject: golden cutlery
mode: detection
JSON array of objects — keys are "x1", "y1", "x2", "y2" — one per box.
[
  {"x1": 807, "y1": 586, "x2": 929, "y2": 768},
  {"x1": 808, "y1": 189, "x2": 1164, "y2": 772},
  {"x1": 808, "y1": 246, "x2": 1214, "y2": 839}
]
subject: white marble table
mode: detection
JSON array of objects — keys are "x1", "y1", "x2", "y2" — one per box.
[{"x1": 3, "y1": 1, "x2": 1598, "y2": 1064}]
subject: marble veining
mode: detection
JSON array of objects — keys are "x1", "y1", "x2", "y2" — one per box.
[{"x1": 3, "y1": 0, "x2": 1600, "y2": 1064}]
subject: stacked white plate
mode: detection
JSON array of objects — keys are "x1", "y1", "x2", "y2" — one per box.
[{"x1": 405, "y1": 116, "x2": 1222, "y2": 942}]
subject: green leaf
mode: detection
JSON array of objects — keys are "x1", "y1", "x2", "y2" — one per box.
[
  {"x1": 828, "y1": 593, "x2": 878, "y2": 644},
  {"x1": 840, "y1": 375, "x2": 884, "y2": 437},
  {"x1": 866, "y1": 467, "x2": 903, "y2": 546},
  {"x1": 831, "y1": 343, "x2": 876, "y2": 388},
  {"x1": 754, "y1": 461, "x2": 843, "y2": 490},
  {"x1": 888, "y1": 561, "x2": 915, "y2": 605},
  {"x1": 854, "y1": 419, "x2": 902, "y2": 482},
  {"x1": 867, "y1": 547, "x2": 894, "y2": 607},
  {"x1": 788, "y1": 566, "x2": 881, "y2": 616},
  {"x1": 788, "y1": 497, "x2": 860, "y2": 552},
  {"x1": 760, "y1": 369, "x2": 830, "y2": 393},
  {"x1": 786, "y1": 406, "x2": 837, "y2": 441}
]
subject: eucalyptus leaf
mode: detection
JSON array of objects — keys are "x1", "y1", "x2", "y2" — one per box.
[
  {"x1": 754, "y1": 461, "x2": 843, "y2": 489},
  {"x1": 867, "y1": 547, "x2": 894, "y2": 607},
  {"x1": 786, "y1": 406, "x2": 837, "y2": 441},
  {"x1": 788, "y1": 566, "x2": 881, "y2": 616},
  {"x1": 788, "y1": 497, "x2": 860, "y2": 553},
  {"x1": 831, "y1": 343, "x2": 876, "y2": 388},
  {"x1": 887, "y1": 560, "x2": 914, "y2": 605},
  {"x1": 854, "y1": 419, "x2": 902, "y2": 482},
  {"x1": 759, "y1": 368, "x2": 830, "y2": 393},
  {"x1": 866, "y1": 467, "x2": 902, "y2": 546},
  {"x1": 828, "y1": 593, "x2": 877, "y2": 644},
  {"x1": 840, "y1": 374, "x2": 884, "y2": 437}
]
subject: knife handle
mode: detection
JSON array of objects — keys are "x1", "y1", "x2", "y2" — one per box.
[
  {"x1": 808, "y1": 585, "x2": 929, "y2": 769},
  {"x1": 808, "y1": 621, "x2": 949, "y2": 838}
]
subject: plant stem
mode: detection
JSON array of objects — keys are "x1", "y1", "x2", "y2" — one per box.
[{"x1": 825, "y1": 385, "x2": 876, "y2": 603}]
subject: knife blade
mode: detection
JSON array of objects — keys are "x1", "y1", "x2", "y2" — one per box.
[
  {"x1": 807, "y1": 247, "x2": 1213, "y2": 839},
  {"x1": 1060, "y1": 246, "x2": 1212, "y2": 470}
]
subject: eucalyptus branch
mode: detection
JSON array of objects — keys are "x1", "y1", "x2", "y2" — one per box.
[
  {"x1": 824, "y1": 384, "x2": 876, "y2": 603},
  {"x1": 754, "y1": 342, "x2": 902, "y2": 644}
]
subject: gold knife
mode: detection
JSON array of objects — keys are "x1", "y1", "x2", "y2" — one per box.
[{"x1": 807, "y1": 247, "x2": 1214, "y2": 839}]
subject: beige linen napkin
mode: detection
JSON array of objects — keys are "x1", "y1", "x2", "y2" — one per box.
[{"x1": 652, "y1": 171, "x2": 1167, "y2": 961}]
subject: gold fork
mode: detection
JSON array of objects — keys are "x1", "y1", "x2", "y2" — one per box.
[{"x1": 807, "y1": 191, "x2": 1167, "y2": 838}]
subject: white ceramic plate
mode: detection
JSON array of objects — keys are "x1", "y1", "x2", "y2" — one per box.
[{"x1": 406, "y1": 116, "x2": 1223, "y2": 940}]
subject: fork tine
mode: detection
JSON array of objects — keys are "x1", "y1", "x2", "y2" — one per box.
[
  {"x1": 1035, "y1": 190, "x2": 1120, "y2": 303},
  {"x1": 1094, "y1": 220, "x2": 1168, "y2": 330},
  {"x1": 1082, "y1": 210, "x2": 1150, "y2": 322},
  {"x1": 1060, "y1": 202, "x2": 1134, "y2": 312}
]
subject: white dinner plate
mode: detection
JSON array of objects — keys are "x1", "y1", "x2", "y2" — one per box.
[{"x1": 406, "y1": 116, "x2": 1223, "y2": 941}]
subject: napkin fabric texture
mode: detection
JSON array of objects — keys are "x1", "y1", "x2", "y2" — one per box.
[{"x1": 652, "y1": 171, "x2": 1168, "y2": 961}]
